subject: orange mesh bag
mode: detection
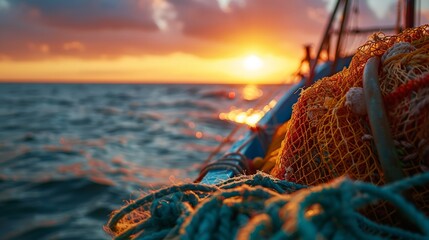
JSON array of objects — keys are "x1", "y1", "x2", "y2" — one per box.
[
  {"x1": 380, "y1": 40, "x2": 429, "y2": 216},
  {"x1": 271, "y1": 25, "x2": 429, "y2": 221}
]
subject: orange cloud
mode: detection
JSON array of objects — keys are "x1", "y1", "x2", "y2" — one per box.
[
  {"x1": 0, "y1": 0, "x2": 428, "y2": 83},
  {"x1": 0, "y1": 0, "x2": 331, "y2": 61},
  {"x1": 63, "y1": 41, "x2": 85, "y2": 52},
  {"x1": 27, "y1": 42, "x2": 50, "y2": 54}
]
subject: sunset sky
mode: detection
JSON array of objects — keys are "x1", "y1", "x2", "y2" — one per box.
[{"x1": 0, "y1": 0, "x2": 428, "y2": 84}]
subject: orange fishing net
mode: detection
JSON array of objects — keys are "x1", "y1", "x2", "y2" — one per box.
[{"x1": 271, "y1": 25, "x2": 429, "y2": 221}]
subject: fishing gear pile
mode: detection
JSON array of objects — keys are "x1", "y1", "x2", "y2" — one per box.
[
  {"x1": 106, "y1": 172, "x2": 429, "y2": 240},
  {"x1": 270, "y1": 24, "x2": 429, "y2": 223},
  {"x1": 106, "y1": 25, "x2": 429, "y2": 239}
]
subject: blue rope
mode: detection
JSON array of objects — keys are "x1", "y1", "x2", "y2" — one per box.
[
  {"x1": 107, "y1": 184, "x2": 217, "y2": 239},
  {"x1": 106, "y1": 172, "x2": 429, "y2": 240}
]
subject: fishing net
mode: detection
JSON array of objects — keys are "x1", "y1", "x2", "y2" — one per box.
[{"x1": 270, "y1": 24, "x2": 429, "y2": 223}]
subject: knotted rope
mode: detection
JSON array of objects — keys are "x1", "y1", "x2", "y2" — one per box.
[{"x1": 106, "y1": 172, "x2": 429, "y2": 240}]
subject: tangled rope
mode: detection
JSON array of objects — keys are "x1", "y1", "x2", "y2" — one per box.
[{"x1": 106, "y1": 172, "x2": 429, "y2": 240}]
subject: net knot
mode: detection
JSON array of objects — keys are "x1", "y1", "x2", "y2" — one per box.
[{"x1": 150, "y1": 193, "x2": 184, "y2": 226}]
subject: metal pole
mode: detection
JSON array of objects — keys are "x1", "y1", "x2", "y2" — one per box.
[
  {"x1": 306, "y1": 0, "x2": 342, "y2": 88},
  {"x1": 396, "y1": 0, "x2": 402, "y2": 33},
  {"x1": 405, "y1": 0, "x2": 415, "y2": 29},
  {"x1": 331, "y1": 0, "x2": 350, "y2": 75}
]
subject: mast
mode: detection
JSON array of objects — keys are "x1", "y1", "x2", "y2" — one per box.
[
  {"x1": 330, "y1": 0, "x2": 350, "y2": 75},
  {"x1": 405, "y1": 0, "x2": 415, "y2": 29},
  {"x1": 306, "y1": 0, "x2": 342, "y2": 88},
  {"x1": 305, "y1": 0, "x2": 416, "y2": 88}
]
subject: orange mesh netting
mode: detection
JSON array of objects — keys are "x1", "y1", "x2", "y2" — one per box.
[{"x1": 270, "y1": 25, "x2": 429, "y2": 221}]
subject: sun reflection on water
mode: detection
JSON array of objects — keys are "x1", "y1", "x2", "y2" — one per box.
[
  {"x1": 219, "y1": 99, "x2": 277, "y2": 127},
  {"x1": 242, "y1": 85, "x2": 263, "y2": 101}
]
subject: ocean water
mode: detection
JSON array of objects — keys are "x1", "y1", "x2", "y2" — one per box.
[{"x1": 0, "y1": 83, "x2": 287, "y2": 239}]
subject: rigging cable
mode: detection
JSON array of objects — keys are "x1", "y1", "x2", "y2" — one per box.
[{"x1": 417, "y1": 0, "x2": 421, "y2": 27}]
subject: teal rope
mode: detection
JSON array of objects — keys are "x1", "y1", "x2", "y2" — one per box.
[
  {"x1": 287, "y1": 174, "x2": 429, "y2": 240},
  {"x1": 108, "y1": 184, "x2": 217, "y2": 239},
  {"x1": 218, "y1": 173, "x2": 307, "y2": 193},
  {"x1": 180, "y1": 186, "x2": 278, "y2": 240},
  {"x1": 106, "y1": 172, "x2": 429, "y2": 240},
  {"x1": 353, "y1": 212, "x2": 426, "y2": 239}
]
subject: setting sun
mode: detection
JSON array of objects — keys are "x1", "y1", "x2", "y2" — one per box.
[{"x1": 243, "y1": 55, "x2": 263, "y2": 71}]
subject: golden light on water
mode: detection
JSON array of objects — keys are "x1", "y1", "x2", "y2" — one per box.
[
  {"x1": 195, "y1": 131, "x2": 203, "y2": 139},
  {"x1": 219, "y1": 99, "x2": 277, "y2": 127},
  {"x1": 242, "y1": 85, "x2": 263, "y2": 101}
]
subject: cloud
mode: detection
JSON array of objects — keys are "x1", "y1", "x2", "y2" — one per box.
[
  {"x1": 151, "y1": 0, "x2": 182, "y2": 31},
  {"x1": 322, "y1": 0, "x2": 337, "y2": 12},
  {"x1": 366, "y1": 0, "x2": 396, "y2": 19},
  {"x1": 63, "y1": 41, "x2": 86, "y2": 52},
  {"x1": 27, "y1": 42, "x2": 50, "y2": 54},
  {"x1": 14, "y1": 0, "x2": 157, "y2": 31},
  {"x1": 0, "y1": 0, "x2": 9, "y2": 10},
  {"x1": 172, "y1": 0, "x2": 327, "y2": 49},
  {"x1": 0, "y1": 0, "x2": 426, "y2": 62},
  {"x1": 0, "y1": 0, "x2": 345, "y2": 61},
  {"x1": 216, "y1": 0, "x2": 246, "y2": 13}
]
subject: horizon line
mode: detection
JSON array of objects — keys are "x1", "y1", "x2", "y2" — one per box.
[{"x1": 0, "y1": 80, "x2": 290, "y2": 85}]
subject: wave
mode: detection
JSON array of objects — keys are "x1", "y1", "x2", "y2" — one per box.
[
  {"x1": 141, "y1": 99, "x2": 217, "y2": 111},
  {"x1": 0, "y1": 177, "x2": 119, "y2": 240},
  {"x1": 0, "y1": 83, "x2": 251, "y2": 239}
]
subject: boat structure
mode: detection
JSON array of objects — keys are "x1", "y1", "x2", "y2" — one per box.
[{"x1": 106, "y1": 0, "x2": 429, "y2": 239}]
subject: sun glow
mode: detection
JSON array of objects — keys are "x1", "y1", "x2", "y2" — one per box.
[
  {"x1": 0, "y1": 52, "x2": 299, "y2": 84},
  {"x1": 243, "y1": 55, "x2": 263, "y2": 71}
]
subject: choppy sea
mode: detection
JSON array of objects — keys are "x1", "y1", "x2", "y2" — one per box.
[{"x1": 0, "y1": 83, "x2": 289, "y2": 239}]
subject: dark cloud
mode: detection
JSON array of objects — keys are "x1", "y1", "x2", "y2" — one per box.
[
  {"x1": 171, "y1": 0, "x2": 328, "y2": 55},
  {"x1": 0, "y1": 0, "x2": 426, "y2": 61},
  {"x1": 0, "y1": 0, "x2": 211, "y2": 59},
  {"x1": 176, "y1": 1, "x2": 324, "y2": 41},
  {"x1": 0, "y1": 0, "x2": 175, "y2": 59},
  {"x1": 13, "y1": 0, "x2": 157, "y2": 31}
]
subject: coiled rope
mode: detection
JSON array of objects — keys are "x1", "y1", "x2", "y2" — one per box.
[{"x1": 106, "y1": 172, "x2": 429, "y2": 240}]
